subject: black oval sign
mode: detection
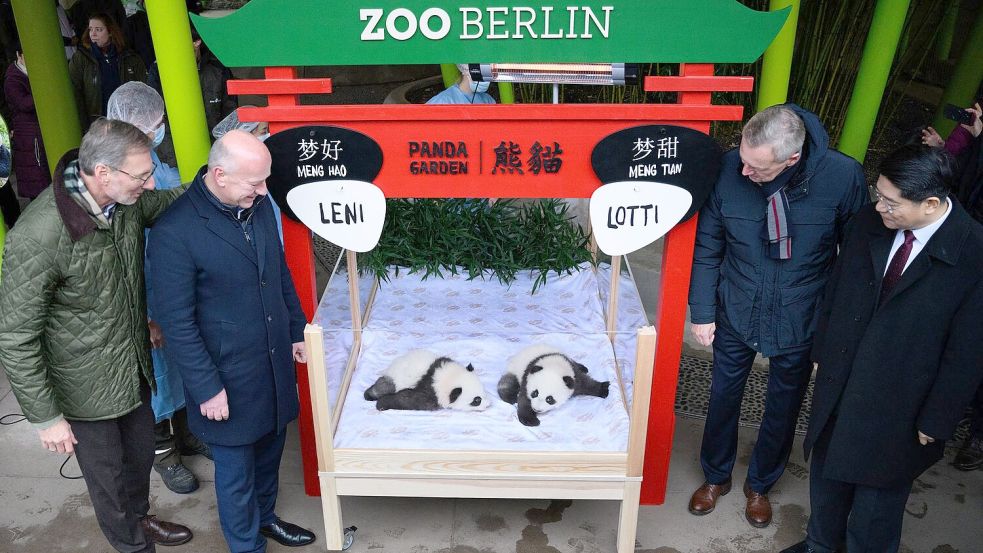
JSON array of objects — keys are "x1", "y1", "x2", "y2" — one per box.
[
  {"x1": 591, "y1": 125, "x2": 721, "y2": 222},
  {"x1": 265, "y1": 125, "x2": 383, "y2": 221}
]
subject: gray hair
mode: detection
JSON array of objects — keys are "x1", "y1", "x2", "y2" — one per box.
[
  {"x1": 106, "y1": 82, "x2": 165, "y2": 133},
  {"x1": 78, "y1": 118, "x2": 151, "y2": 176},
  {"x1": 742, "y1": 106, "x2": 806, "y2": 162}
]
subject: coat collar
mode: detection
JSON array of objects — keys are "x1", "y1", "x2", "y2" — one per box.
[
  {"x1": 52, "y1": 149, "x2": 101, "y2": 242},
  {"x1": 868, "y1": 198, "x2": 972, "y2": 305},
  {"x1": 187, "y1": 169, "x2": 259, "y2": 267}
]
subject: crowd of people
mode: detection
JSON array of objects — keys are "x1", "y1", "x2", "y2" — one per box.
[{"x1": 0, "y1": 4, "x2": 982, "y2": 553}]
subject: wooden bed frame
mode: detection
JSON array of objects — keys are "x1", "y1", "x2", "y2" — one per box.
[{"x1": 304, "y1": 252, "x2": 657, "y2": 552}]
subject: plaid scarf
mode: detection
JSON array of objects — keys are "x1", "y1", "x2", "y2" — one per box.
[
  {"x1": 63, "y1": 161, "x2": 115, "y2": 228},
  {"x1": 758, "y1": 165, "x2": 798, "y2": 260}
]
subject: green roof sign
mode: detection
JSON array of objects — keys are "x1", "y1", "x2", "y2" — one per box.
[{"x1": 192, "y1": 0, "x2": 788, "y2": 67}]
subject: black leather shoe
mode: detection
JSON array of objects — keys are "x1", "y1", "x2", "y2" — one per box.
[
  {"x1": 779, "y1": 541, "x2": 815, "y2": 553},
  {"x1": 952, "y1": 436, "x2": 983, "y2": 471},
  {"x1": 260, "y1": 517, "x2": 316, "y2": 547},
  {"x1": 141, "y1": 515, "x2": 193, "y2": 546}
]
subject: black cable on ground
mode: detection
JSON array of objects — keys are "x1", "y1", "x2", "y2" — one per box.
[
  {"x1": 1, "y1": 413, "x2": 26, "y2": 425},
  {"x1": 59, "y1": 455, "x2": 84, "y2": 480}
]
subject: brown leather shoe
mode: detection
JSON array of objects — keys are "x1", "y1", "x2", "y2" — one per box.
[
  {"x1": 743, "y1": 481, "x2": 772, "y2": 528},
  {"x1": 141, "y1": 515, "x2": 193, "y2": 546},
  {"x1": 688, "y1": 480, "x2": 732, "y2": 515}
]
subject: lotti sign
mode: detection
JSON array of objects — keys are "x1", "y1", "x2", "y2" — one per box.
[{"x1": 191, "y1": 0, "x2": 788, "y2": 67}]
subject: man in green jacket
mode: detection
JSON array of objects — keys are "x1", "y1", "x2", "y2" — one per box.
[{"x1": 0, "y1": 119, "x2": 192, "y2": 552}]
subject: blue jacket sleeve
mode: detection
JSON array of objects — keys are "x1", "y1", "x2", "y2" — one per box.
[
  {"x1": 147, "y1": 224, "x2": 225, "y2": 406},
  {"x1": 688, "y1": 186, "x2": 725, "y2": 324},
  {"x1": 0, "y1": 144, "x2": 10, "y2": 179},
  {"x1": 837, "y1": 161, "x2": 868, "y2": 244}
]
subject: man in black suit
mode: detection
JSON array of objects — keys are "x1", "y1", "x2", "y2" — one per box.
[{"x1": 781, "y1": 145, "x2": 983, "y2": 553}]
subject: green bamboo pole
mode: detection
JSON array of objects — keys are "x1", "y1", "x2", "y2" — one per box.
[
  {"x1": 10, "y1": 0, "x2": 82, "y2": 176},
  {"x1": 144, "y1": 1, "x2": 210, "y2": 182},
  {"x1": 837, "y1": 0, "x2": 912, "y2": 163},
  {"x1": 935, "y1": 0, "x2": 959, "y2": 61},
  {"x1": 932, "y1": 5, "x2": 983, "y2": 137},
  {"x1": 756, "y1": 1, "x2": 799, "y2": 112}
]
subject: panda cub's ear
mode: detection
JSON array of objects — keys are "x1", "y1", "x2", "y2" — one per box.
[
  {"x1": 573, "y1": 362, "x2": 590, "y2": 374},
  {"x1": 563, "y1": 376, "x2": 575, "y2": 389},
  {"x1": 449, "y1": 387, "x2": 463, "y2": 404},
  {"x1": 466, "y1": 363, "x2": 475, "y2": 372},
  {"x1": 529, "y1": 364, "x2": 543, "y2": 374}
]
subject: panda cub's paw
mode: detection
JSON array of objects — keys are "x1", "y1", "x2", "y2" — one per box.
[
  {"x1": 497, "y1": 373, "x2": 520, "y2": 404},
  {"x1": 517, "y1": 406, "x2": 541, "y2": 427}
]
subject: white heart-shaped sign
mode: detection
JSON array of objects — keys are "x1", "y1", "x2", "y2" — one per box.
[
  {"x1": 589, "y1": 181, "x2": 692, "y2": 256},
  {"x1": 286, "y1": 180, "x2": 386, "y2": 252}
]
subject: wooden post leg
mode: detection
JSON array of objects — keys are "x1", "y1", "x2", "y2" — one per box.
[
  {"x1": 616, "y1": 481, "x2": 642, "y2": 553},
  {"x1": 320, "y1": 476, "x2": 344, "y2": 551}
]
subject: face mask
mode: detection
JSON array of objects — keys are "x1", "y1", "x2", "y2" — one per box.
[
  {"x1": 470, "y1": 81, "x2": 490, "y2": 94},
  {"x1": 256, "y1": 133, "x2": 271, "y2": 142},
  {"x1": 151, "y1": 124, "x2": 166, "y2": 148}
]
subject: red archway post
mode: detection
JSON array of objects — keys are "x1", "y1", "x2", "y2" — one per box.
[
  {"x1": 641, "y1": 63, "x2": 715, "y2": 505},
  {"x1": 230, "y1": 64, "x2": 748, "y2": 498}
]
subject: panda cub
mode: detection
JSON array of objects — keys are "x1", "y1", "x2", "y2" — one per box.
[
  {"x1": 498, "y1": 344, "x2": 610, "y2": 427},
  {"x1": 364, "y1": 349, "x2": 489, "y2": 412}
]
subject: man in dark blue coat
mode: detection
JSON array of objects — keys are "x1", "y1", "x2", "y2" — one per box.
[
  {"x1": 687, "y1": 104, "x2": 866, "y2": 528},
  {"x1": 147, "y1": 131, "x2": 315, "y2": 552},
  {"x1": 780, "y1": 146, "x2": 983, "y2": 553}
]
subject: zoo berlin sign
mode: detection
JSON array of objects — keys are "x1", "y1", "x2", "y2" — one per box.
[{"x1": 191, "y1": 0, "x2": 788, "y2": 67}]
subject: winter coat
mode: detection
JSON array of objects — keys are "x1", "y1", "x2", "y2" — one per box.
[
  {"x1": 806, "y1": 202, "x2": 983, "y2": 487},
  {"x1": 688, "y1": 104, "x2": 867, "y2": 356},
  {"x1": 198, "y1": 52, "x2": 237, "y2": 134},
  {"x1": 68, "y1": 46, "x2": 147, "y2": 130},
  {"x1": 3, "y1": 63, "x2": 49, "y2": 199},
  {"x1": 0, "y1": 150, "x2": 184, "y2": 426},
  {"x1": 147, "y1": 171, "x2": 306, "y2": 446}
]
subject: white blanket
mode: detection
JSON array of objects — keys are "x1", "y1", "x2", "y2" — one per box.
[{"x1": 316, "y1": 263, "x2": 648, "y2": 452}]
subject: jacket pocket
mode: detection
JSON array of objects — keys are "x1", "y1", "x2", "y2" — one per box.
[
  {"x1": 778, "y1": 279, "x2": 827, "y2": 346},
  {"x1": 788, "y1": 207, "x2": 837, "y2": 258},
  {"x1": 217, "y1": 321, "x2": 238, "y2": 372}
]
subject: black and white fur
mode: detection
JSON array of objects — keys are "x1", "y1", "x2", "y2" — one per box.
[
  {"x1": 498, "y1": 344, "x2": 610, "y2": 426},
  {"x1": 364, "y1": 349, "x2": 489, "y2": 412}
]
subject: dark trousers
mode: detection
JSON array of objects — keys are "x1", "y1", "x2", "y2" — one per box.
[
  {"x1": 153, "y1": 408, "x2": 194, "y2": 468},
  {"x1": 70, "y1": 385, "x2": 156, "y2": 553},
  {"x1": 700, "y1": 322, "x2": 813, "y2": 493},
  {"x1": 0, "y1": 182, "x2": 20, "y2": 228},
  {"x1": 967, "y1": 382, "x2": 983, "y2": 438},
  {"x1": 806, "y1": 424, "x2": 912, "y2": 553},
  {"x1": 210, "y1": 429, "x2": 287, "y2": 553}
]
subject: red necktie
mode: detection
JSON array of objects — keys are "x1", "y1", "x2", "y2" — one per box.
[{"x1": 879, "y1": 229, "x2": 915, "y2": 306}]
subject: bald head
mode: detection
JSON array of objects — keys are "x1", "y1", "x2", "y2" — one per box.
[{"x1": 204, "y1": 130, "x2": 272, "y2": 209}]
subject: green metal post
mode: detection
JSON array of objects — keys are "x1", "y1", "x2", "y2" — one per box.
[
  {"x1": 10, "y1": 0, "x2": 82, "y2": 176},
  {"x1": 756, "y1": 1, "x2": 799, "y2": 112},
  {"x1": 440, "y1": 64, "x2": 459, "y2": 88},
  {"x1": 932, "y1": 5, "x2": 983, "y2": 137},
  {"x1": 145, "y1": 0, "x2": 211, "y2": 182},
  {"x1": 498, "y1": 82, "x2": 515, "y2": 104},
  {"x1": 935, "y1": 0, "x2": 959, "y2": 61},
  {"x1": 837, "y1": 0, "x2": 912, "y2": 163}
]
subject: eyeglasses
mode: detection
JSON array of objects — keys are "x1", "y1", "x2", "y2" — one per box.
[
  {"x1": 869, "y1": 185, "x2": 901, "y2": 214},
  {"x1": 110, "y1": 163, "x2": 156, "y2": 187}
]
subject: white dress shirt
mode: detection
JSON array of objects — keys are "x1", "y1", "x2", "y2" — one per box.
[{"x1": 884, "y1": 199, "x2": 952, "y2": 276}]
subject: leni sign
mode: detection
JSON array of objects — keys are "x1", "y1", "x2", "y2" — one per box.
[
  {"x1": 192, "y1": 0, "x2": 789, "y2": 67},
  {"x1": 286, "y1": 180, "x2": 386, "y2": 253}
]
